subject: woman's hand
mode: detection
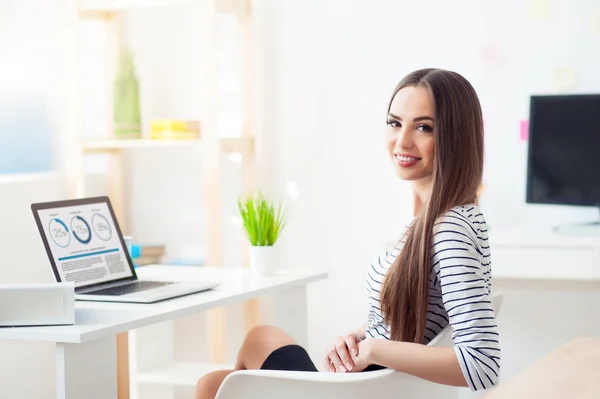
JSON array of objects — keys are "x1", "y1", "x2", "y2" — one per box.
[
  {"x1": 323, "y1": 333, "x2": 364, "y2": 373},
  {"x1": 350, "y1": 338, "x2": 375, "y2": 372}
]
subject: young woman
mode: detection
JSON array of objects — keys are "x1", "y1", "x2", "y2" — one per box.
[{"x1": 195, "y1": 68, "x2": 500, "y2": 399}]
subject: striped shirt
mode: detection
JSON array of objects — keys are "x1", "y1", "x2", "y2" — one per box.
[{"x1": 365, "y1": 204, "x2": 500, "y2": 391}]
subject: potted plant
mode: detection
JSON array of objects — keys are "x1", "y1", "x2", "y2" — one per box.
[{"x1": 238, "y1": 191, "x2": 288, "y2": 276}]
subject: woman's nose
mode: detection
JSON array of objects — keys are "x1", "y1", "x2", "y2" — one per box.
[{"x1": 396, "y1": 129, "x2": 413, "y2": 149}]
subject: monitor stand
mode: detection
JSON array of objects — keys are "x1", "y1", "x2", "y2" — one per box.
[{"x1": 553, "y1": 208, "x2": 600, "y2": 236}]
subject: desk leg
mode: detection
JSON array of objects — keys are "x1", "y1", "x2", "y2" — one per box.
[
  {"x1": 56, "y1": 335, "x2": 117, "y2": 399},
  {"x1": 265, "y1": 285, "x2": 308, "y2": 348}
]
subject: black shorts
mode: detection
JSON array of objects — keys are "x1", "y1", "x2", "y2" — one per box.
[{"x1": 261, "y1": 344, "x2": 386, "y2": 373}]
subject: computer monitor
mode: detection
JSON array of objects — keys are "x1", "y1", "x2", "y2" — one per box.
[{"x1": 526, "y1": 94, "x2": 600, "y2": 211}]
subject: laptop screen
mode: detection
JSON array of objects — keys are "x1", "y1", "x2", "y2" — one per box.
[{"x1": 35, "y1": 200, "x2": 134, "y2": 288}]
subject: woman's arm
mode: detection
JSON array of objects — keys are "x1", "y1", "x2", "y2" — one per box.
[
  {"x1": 359, "y1": 340, "x2": 468, "y2": 386},
  {"x1": 431, "y1": 213, "x2": 500, "y2": 391},
  {"x1": 355, "y1": 212, "x2": 500, "y2": 391}
]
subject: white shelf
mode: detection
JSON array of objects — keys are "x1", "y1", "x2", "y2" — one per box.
[
  {"x1": 80, "y1": 0, "x2": 195, "y2": 12},
  {"x1": 489, "y1": 229, "x2": 600, "y2": 248},
  {"x1": 488, "y1": 229, "x2": 600, "y2": 281},
  {"x1": 81, "y1": 136, "x2": 253, "y2": 154},
  {"x1": 82, "y1": 138, "x2": 201, "y2": 152},
  {"x1": 136, "y1": 362, "x2": 233, "y2": 386}
]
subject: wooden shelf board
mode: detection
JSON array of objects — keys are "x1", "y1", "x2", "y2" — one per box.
[
  {"x1": 136, "y1": 362, "x2": 233, "y2": 386},
  {"x1": 82, "y1": 137, "x2": 254, "y2": 155},
  {"x1": 80, "y1": 0, "x2": 195, "y2": 12},
  {"x1": 82, "y1": 138, "x2": 201, "y2": 152}
]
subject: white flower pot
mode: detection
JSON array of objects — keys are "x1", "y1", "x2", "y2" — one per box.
[{"x1": 248, "y1": 245, "x2": 279, "y2": 276}]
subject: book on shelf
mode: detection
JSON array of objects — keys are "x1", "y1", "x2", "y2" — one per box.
[
  {"x1": 131, "y1": 243, "x2": 166, "y2": 267},
  {"x1": 150, "y1": 120, "x2": 200, "y2": 140}
]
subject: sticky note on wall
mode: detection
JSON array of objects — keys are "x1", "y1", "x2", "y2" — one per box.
[
  {"x1": 520, "y1": 120, "x2": 529, "y2": 141},
  {"x1": 551, "y1": 66, "x2": 577, "y2": 91},
  {"x1": 527, "y1": 0, "x2": 550, "y2": 20},
  {"x1": 480, "y1": 43, "x2": 507, "y2": 69}
]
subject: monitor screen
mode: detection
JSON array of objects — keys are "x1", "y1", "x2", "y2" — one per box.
[
  {"x1": 33, "y1": 200, "x2": 134, "y2": 288},
  {"x1": 526, "y1": 94, "x2": 600, "y2": 207}
]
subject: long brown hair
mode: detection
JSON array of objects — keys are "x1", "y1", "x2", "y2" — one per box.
[{"x1": 380, "y1": 68, "x2": 484, "y2": 343}]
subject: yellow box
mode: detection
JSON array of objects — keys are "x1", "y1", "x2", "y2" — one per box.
[{"x1": 150, "y1": 120, "x2": 200, "y2": 140}]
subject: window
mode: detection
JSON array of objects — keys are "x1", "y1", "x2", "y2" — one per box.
[{"x1": 0, "y1": 0, "x2": 54, "y2": 175}]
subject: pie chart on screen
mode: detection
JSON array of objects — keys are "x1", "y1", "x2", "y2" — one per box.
[
  {"x1": 92, "y1": 213, "x2": 112, "y2": 241},
  {"x1": 71, "y1": 216, "x2": 92, "y2": 244},
  {"x1": 48, "y1": 218, "x2": 70, "y2": 248}
]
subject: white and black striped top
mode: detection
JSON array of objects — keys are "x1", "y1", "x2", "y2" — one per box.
[{"x1": 365, "y1": 204, "x2": 500, "y2": 391}]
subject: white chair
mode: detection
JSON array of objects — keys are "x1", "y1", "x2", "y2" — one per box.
[{"x1": 216, "y1": 294, "x2": 504, "y2": 399}]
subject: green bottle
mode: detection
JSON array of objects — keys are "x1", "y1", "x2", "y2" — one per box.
[{"x1": 113, "y1": 48, "x2": 141, "y2": 139}]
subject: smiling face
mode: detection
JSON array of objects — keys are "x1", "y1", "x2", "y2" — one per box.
[{"x1": 385, "y1": 85, "x2": 435, "y2": 186}]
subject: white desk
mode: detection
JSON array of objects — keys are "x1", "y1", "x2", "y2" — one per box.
[
  {"x1": 0, "y1": 266, "x2": 328, "y2": 399},
  {"x1": 488, "y1": 230, "x2": 600, "y2": 281}
]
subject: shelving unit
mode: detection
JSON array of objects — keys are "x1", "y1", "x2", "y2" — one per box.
[
  {"x1": 64, "y1": 0, "x2": 261, "y2": 398},
  {"x1": 135, "y1": 362, "x2": 234, "y2": 387}
]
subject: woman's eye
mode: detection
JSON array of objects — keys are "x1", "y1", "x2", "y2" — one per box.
[
  {"x1": 387, "y1": 120, "x2": 400, "y2": 128},
  {"x1": 417, "y1": 124, "x2": 433, "y2": 133}
]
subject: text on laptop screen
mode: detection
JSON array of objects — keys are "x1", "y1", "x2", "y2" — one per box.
[{"x1": 36, "y1": 202, "x2": 133, "y2": 287}]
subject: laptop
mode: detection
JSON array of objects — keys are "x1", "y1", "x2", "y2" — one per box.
[{"x1": 31, "y1": 196, "x2": 219, "y2": 303}]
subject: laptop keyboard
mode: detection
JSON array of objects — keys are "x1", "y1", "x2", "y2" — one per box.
[{"x1": 83, "y1": 281, "x2": 174, "y2": 296}]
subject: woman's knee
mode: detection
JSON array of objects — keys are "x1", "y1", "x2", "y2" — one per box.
[
  {"x1": 237, "y1": 325, "x2": 297, "y2": 369},
  {"x1": 195, "y1": 370, "x2": 234, "y2": 399}
]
